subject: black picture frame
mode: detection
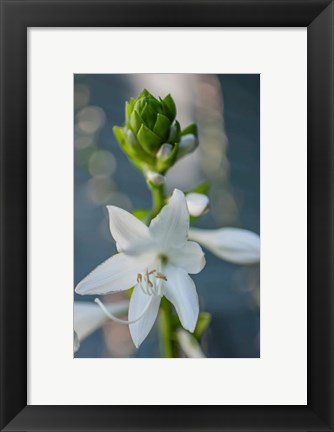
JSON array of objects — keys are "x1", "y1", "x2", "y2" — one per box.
[{"x1": 1, "y1": 0, "x2": 333, "y2": 431}]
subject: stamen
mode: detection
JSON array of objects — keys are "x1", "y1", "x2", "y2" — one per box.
[
  {"x1": 137, "y1": 273, "x2": 146, "y2": 294},
  {"x1": 94, "y1": 298, "x2": 151, "y2": 325},
  {"x1": 147, "y1": 280, "x2": 153, "y2": 295},
  {"x1": 156, "y1": 272, "x2": 167, "y2": 281},
  {"x1": 137, "y1": 268, "x2": 167, "y2": 297}
]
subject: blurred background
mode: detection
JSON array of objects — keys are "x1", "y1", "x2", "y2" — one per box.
[{"x1": 74, "y1": 74, "x2": 260, "y2": 358}]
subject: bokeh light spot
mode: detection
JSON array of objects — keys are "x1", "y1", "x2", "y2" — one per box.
[
  {"x1": 88, "y1": 150, "x2": 116, "y2": 177},
  {"x1": 76, "y1": 106, "x2": 106, "y2": 134}
]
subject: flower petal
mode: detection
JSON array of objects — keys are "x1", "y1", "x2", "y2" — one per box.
[
  {"x1": 107, "y1": 205, "x2": 152, "y2": 253},
  {"x1": 170, "y1": 241, "x2": 206, "y2": 274},
  {"x1": 74, "y1": 300, "x2": 129, "y2": 341},
  {"x1": 74, "y1": 331, "x2": 80, "y2": 353},
  {"x1": 186, "y1": 193, "x2": 209, "y2": 217},
  {"x1": 129, "y1": 285, "x2": 161, "y2": 348},
  {"x1": 149, "y1": 189, "x2": 189, "y2": 249},
  {"x1": 188, "y1": 227, "x2": 260, "y2": 264},
  {"x1": 165, "y1": 266, "x2": 199, "y2": 332},
  {"x1": 75, "y1": 253, "x2": 150, "y2": 295}
]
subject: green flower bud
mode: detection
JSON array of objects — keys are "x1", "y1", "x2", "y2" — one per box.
[
  {"x1": 177, "y1": 133, "x2": 199, "y2": 159},
  {"x1": 156, "y1": 143, "x2": 173, "y2": 161},
  {"x1": 156, "y1": 142, "x2": 179, "y2": 173},
  {"x1": 146, "y1": 170, "x2": 165, "y2": 186},
  {"x1": 167, "y1": 125, "x2": 176, "y2": 142},
  {"x1": 170, "y1": 121, "x2": 181, "y2": 144},
  {"x1": 113, "y1": 89, "x2": 199, "y2": 175},
  {"x1": 126, "y1": 89, "x2": 176, "y2": 150},
  {"x1": 126, "y1": 129, "x2": 137, "y2": 146}
]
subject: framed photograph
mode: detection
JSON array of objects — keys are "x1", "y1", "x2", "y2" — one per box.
[{"x1": 1, "y1": 1, "x2": 333, "y2": 431}]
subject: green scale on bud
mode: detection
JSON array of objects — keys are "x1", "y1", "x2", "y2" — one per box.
[{"x1": 113, "y1": 89, "x2": 199, "y2": 176}]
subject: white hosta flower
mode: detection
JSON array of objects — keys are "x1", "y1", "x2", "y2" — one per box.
[
  {"x1": 74, "y1": 301, "x2": 129, "y2": 341},
  {"x1": 188, "y1": 227, "x2": 260, "y2": 264},
  {"x1": 75, "y1": 189, "x2": 206, "y2": 348},
  {"x1": 74, "y1": 300, "x2": 129, "y2": 352},
  {"x1": 186, "y1": 193, "x2": 209, "y2": 217}
]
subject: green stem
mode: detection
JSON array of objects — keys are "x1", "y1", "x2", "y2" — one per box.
[
  {"x1": 158, "y1": 299, "x2": 173, "y2": 358},
  {"x1": 151, "y1": 185, "x2": 164, "y2": 217}
]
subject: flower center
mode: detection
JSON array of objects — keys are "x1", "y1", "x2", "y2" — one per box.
[{"x1": 137, "y1": 268, "x2": 167, "y2": 297}]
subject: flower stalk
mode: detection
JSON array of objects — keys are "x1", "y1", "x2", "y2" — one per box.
[
  {"x1": 158, "y1": 298, "x2": 174, "y2": 358},
  {"x1": 151, "y1": 184, "x2": 165, "y2": 218}
]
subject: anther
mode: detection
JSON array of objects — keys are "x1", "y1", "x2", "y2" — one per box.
[
  {"x1": 156, "y1": 272, "x2": 167, "y2": 281},
  {"x1": 137, "y1": 269, "x2": 167, "y2": 297}
]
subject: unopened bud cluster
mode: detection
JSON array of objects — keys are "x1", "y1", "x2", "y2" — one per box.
[{"x1": 113, "y1": 89, "x2": 199, "y2": 183}]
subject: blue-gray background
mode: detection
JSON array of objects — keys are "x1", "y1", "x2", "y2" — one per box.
[{"x1": 74, "y1": 74, "x2": 260, "y2": 358}]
